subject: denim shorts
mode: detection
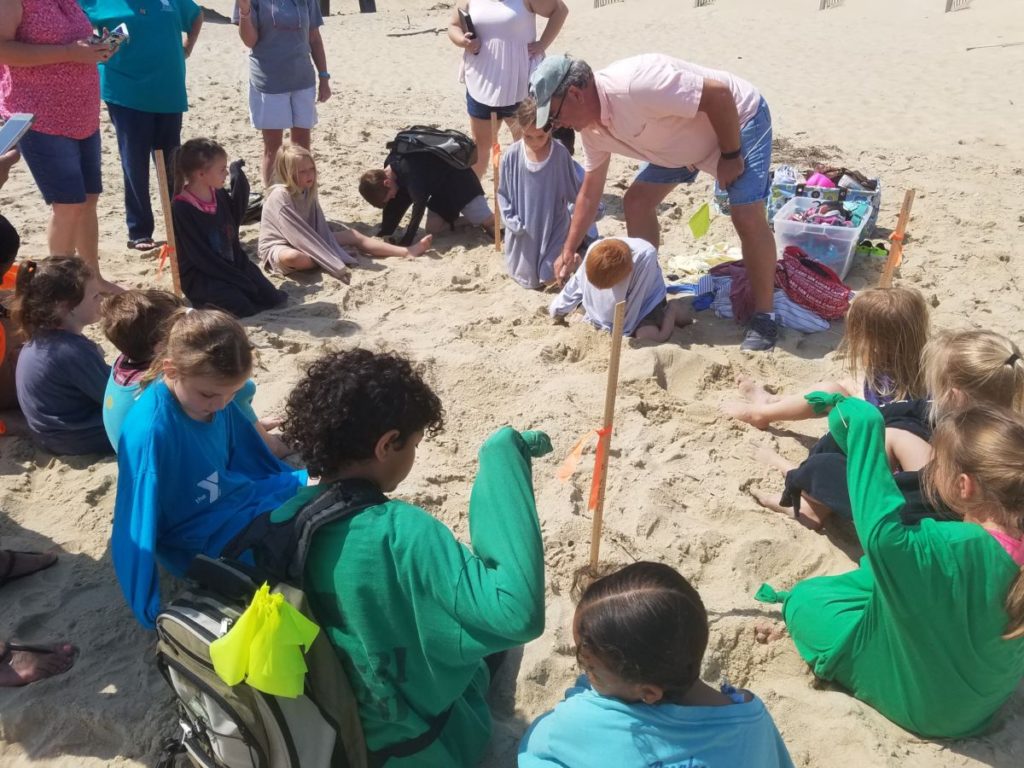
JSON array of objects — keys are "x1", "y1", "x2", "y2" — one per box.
[
  {"x1": 18, "y1": 129, "x2": 102, "y2": 205},
  {"x1": 466, "y1": 90, "x2": 518, "y2": 121},
  {"x1": 635, "y1": 98, "x2": 773, "y2": 207}
]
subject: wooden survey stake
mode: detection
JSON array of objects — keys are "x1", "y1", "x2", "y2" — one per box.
[
  {"x1": 153, "y1": 149, "x2": 182, "y2": 296},
  {"x1": 589, "y1": 300, "x2": 627, "y2": 567},
  {"x1": 491, "y1": 112, "x2": 502, "y2": 251},
  {"x1": 879, "y1": 189, "x2": 915, "y2": 288}
]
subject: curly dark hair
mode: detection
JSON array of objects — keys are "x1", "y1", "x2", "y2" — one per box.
[
  {"x1": 282, "y1": 348, "x2": 445, "y2": 477},
  {"x1": 573, "y1": 561, "x2": 709, "y2": 703},
  {"x1": 12, "y1": 256, "x2": 92, "y2": 339}
]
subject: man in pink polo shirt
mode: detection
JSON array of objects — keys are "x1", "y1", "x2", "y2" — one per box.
[{"x1": 530, "y1": 54, "x2": 778, "y2": 351}]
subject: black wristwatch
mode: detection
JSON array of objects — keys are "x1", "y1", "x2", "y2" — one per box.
[{"x1": 721, "y1": 148, "x2": 742, "y2": 160}]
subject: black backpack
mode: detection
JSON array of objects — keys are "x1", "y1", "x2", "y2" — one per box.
[{"x1": 385, "y1": 126, "x2": 478, "y2": 171}]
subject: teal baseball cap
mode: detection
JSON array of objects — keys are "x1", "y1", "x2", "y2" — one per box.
[{"x1": 529, "y1": 54, "x2": 573, "y2": 129}]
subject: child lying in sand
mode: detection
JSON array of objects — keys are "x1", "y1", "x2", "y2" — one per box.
[
  {"x1": 260, "y1": 144, "x2": 432, "y2": 282},
  {"x1": 549, "y1": 238, "x2": 692, "y2": 342},
  {"x1": 277, "y1": 348, "x2": 548, "y2": 765},
  {"x1": 520, "y1": 562, "x2": 794, "y2": 767}
]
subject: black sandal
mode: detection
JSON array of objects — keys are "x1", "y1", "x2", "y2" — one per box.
[{"x1": 127, "y1": 238, "x2": 158, "y2": 252}]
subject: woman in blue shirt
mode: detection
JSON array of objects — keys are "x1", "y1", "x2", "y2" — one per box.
[{"x1": 80, "y1": 0, "x2": 203, "y2": 251}]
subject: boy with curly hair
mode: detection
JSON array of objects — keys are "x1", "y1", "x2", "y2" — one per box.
[{"x1": 277, "y1": 348, "x2": 551, "y2": 766}]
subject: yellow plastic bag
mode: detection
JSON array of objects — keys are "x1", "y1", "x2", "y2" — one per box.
[{"x1": 209, "y1": 583, "x2": 320, "y2": 698}]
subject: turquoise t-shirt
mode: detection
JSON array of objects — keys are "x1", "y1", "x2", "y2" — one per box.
[
  {"x1": 104, "y1": 370, "x2": 258, "y2": 453},
  {"x1": 80, "y1": 0, "x2": 201, "y2": 114}
]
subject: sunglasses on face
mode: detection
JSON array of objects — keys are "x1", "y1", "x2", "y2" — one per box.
[{"x1": 542, "y1": 68, "x2": 572, "y2": 133}]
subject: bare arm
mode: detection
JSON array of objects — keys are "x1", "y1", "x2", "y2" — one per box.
[
  {"x1": 555, "y1": 158, "x2": 608, "y2": 281},
  {"x1": 236, "y1": 0, "x2": 258, "y2": 48},
  {"x1": 697, "y1": 77, "x2": 741, "y2": 153},
  {"x1": 447, "y1": 1, "x2": 480, "y2": 53},
  {"x1": 183, "y1": 9, "x2": 203, "y2": 58},
  {"x1": 309, "y1": 26, "x2": 331, "y2": 102},
  {"x1": 527, "y1": 0, "x2": 568, "y2": 56},
  {"x1": 0, "y1": 0, "x2": 110, "y2": 66}
]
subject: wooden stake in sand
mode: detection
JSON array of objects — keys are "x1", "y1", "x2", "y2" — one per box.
[
  {"x1": 153, "y1": 149, "x2": 182, "y2": 296},
  {"x1": 589, "y1": 300, "x2": 627, "y2": 567},
  {"x1": 490, "y1": 112, "x2": 502, "y2": 252},
  {"x1": 879, "y1": 189, "x2": 916, "y2": 288}
]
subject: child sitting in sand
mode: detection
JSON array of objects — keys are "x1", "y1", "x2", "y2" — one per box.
[
  {"x1": 260, "y1": 144, "x2": 433, "y2": 282},
  {"x1": 100, "y1": 289, "x2": 288, "y2": 457},
  {"x1": 550, "y1": 237, "x2": 692, "y2": 341},
  {"x1": 723, "y1": 286, "x2": 930, "y2": 429},
  {"x1": 752, "y1": 328, "x2": 1024, "y2": 530},
  {"x1": 12, "y1": 256, "x2": 111, "y2": 455},
  {"x1": 111, "y1": 309, "x2": 306, "y2": 628},
  {"x1": 277, "y1": 348, "x2": 548, "y2": 765},
  {"x1": 359, "y1": 141, "x2": 495, "y2": 247},
  {"x1": 498, "y1": 99, "x2": 584, "y2": 289},
  {"x1": 172, "y1": 139, "x2": 287, "y2": 318},
  {"x1": 756, "y1": 398, "x2": 1024, "y2": 739},
  {"x1": 519, "y1": 562, "x2": 794, "y2": 767}
]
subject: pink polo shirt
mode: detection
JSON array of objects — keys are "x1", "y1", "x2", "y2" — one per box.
[{"x1": 580, "y1": 54, "x2": 762, "y2": 175}]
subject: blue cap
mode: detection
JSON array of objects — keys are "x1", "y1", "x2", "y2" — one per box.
[{"x1": 529, "y1": 55, "x2": 572, "y2": 128}]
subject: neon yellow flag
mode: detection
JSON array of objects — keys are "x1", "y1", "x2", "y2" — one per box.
[
  {"x1": 688, "y1": 203, "x2": 711, "y2": 239},
  {"x1": 209, "y1": 583, "x2": 320, "y2": 698}
]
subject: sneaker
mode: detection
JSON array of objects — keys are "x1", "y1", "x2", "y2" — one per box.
[{"x1": 741, "y1": 312, "x2": 778, "y2": 352}]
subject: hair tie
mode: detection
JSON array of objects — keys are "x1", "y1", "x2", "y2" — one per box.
[
  {"x1": 25, "y1": 264, "x2": 35, "y2": 275},
  {"x1": 1007, "y1": 353, "x2": 1021, "y2": 367}
]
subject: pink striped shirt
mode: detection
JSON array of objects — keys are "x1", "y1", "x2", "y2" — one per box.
[{"x1": 0, "y1": 0, "x2": 100, "y2": 139}]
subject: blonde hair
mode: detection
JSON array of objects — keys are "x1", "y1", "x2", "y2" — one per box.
[
  {"x1": 586, "y1": 239, "x2": 634, "y2": 289},
  {"x1": 923, "y1": 405, "x2": 1024, "y2": 639},
  {"x1": 274, "y1": 143, "x2": 318, "y2": 203},
  {"x1": 141, "y1": 308, "x2": 253, "y2": 387},
  {"x1": 514, "y1": 98, "x2": 539, "y2": 130},
  {"x1": 923, "y1": 329, "x2": 1024, "y2": 422},
  {"x1": 838, "y1": 286, "x2": 929, "y2": 402}
]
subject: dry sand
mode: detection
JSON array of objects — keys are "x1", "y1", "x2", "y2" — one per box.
[{"x1": 2, "y1": 0, "x2": 1024, "y2": 765}]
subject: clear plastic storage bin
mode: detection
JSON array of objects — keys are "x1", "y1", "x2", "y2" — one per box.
[{"x1": 772, "y1": 197, "x2": 867, "y2": 280}]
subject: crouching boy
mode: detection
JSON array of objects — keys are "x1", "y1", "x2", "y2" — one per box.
[
  {"x1": 550, "y1": 237, "x2": 693, "y2": 342},
  {"x1": 277, "y1": 348, "x2": 550, "y2": 765}
]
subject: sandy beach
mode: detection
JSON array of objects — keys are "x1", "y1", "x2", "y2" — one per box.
[{"x1": 2, "y1": 0, "x2": 1024, "y2": 765}]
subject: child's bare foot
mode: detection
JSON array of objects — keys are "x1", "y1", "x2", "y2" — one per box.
[
  {"x1": 745, "y1": 440, "x2": 797, "y2": 475},
  {"x1": 748, "y1": 488, "x2": 824, "y2": 532},
  {"x1": 737, "y1": 374, "x2": 774, "y2": 405},
  {"x1": 0, "y1": 642, "x2": 77, "y2": 687},
  {"x1": 98, "y1": 278, "x2": 125, "y2": 295},
  {"x1": 721, "y1": 400, "x2": 772, "y2": 430},
  {"x1": 754, "y1": 620, "x2": 787, "y2": 644},
  {"x1": 407, "y1": 234, "x2": 433, "y2": 257}
]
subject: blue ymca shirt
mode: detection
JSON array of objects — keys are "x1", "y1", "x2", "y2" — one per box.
[
  {"x1": 519, "y1": 677, "x2": 795, "y2": 768},
  {"x1": 80, "y1": 0, "x2": 202, "y2": 114},
  {"x1": 111, "y1": 379, "x2": 306, "y2": 628}
]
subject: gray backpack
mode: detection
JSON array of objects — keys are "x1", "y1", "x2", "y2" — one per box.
[{"x1": 155, "y1": 481, "x2": 387, "y2": 768}]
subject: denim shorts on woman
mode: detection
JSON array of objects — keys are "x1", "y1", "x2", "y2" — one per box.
[
  {"x1": 18, "y1": 129, "x2": 102, "y2": 205},
  {"x1": 634, "y1": 97, "x2": 773, "y2": 207},
  {"x1": 465, "y1": 90, "x2": 518, "y2": 121}
]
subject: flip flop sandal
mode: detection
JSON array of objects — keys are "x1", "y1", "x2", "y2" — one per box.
[
  {"x1": 0, "y1": 549, "x2": 57, "y2": 588},
  {"x1": 127, "y1": 238, "x2": 158, "y2": 252},
  {"x1": 1, "y1": 642, "x2": 76, "y2": 660}
]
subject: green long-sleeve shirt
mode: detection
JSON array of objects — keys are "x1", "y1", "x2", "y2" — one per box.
[
  {"x1": 757, "y1": 394, "x2": 1024, "y2": 738},
  {"x1": 294, "y1": 427, "x2": 548, "y2": 765}
]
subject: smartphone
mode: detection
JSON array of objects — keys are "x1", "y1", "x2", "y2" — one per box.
[
  {"x1": 107, "y1": 22, "x2": 129, "y2": 49},
  {"x1": 0, "y1": 114, "x2": 34, "y2": 156},
  {"x1": 458, "y1": 9, "x2": 479, "y2": 55}
]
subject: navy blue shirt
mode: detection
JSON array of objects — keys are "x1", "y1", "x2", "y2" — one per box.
[{"x1": 14, "y1": 330, "x2": 112, "y2": 455}]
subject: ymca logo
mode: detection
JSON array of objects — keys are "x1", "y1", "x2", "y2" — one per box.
[{"x1": 195, "y1": 472, "x2": 220, "y2": 504}]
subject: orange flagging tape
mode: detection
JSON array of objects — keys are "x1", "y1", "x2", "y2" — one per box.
[
  {"x1": 157, "y1": 243, "x2": 175, "y2": 276},
  {"x1": 587, "y1": 427, "x2": 612, "y2": 511}
]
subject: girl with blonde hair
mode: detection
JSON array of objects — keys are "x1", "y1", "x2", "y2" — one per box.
[
  {"x1": 259, "y1": 143, "x2": 432, "y2": 282},
  {"x1": 110, "y1": 309, "x2": 306, "y2": 628},
  {"x1": 723, "y1": 286, "x2": 931, "y2": 429},
  {"x1": 752, "y1": 328, "x2": 1024, "y2": 530},
  {"x1": 757, "y1": 398, "x2": 1024, "y2": 738}
]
